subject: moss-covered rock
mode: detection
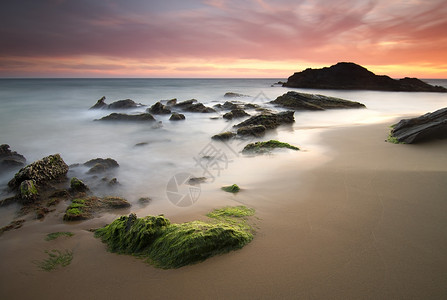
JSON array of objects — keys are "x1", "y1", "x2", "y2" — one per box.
[
  {"x1": 221, "y1": 184, "x2": 240, "y2": 193},
  {"x1": 19, "y1": 179, "x2": 39, "y2": 203},
  {"x1": 242, "y1": 140, "x2": 299, "y2": 154},
  {"x1": 212, "y1": 131, "x2": 236, "y2": 141},
  {"x1": 70, "y1": 177, "x2": 89, "y2": 193},
  {"x1": 95, "y1": 206, "x2": 255, "y2": 269},
  {"x1": 63, "y1": 196, "x2": 130, "y2": 221}
]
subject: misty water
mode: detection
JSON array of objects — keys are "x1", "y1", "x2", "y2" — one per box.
[{"x1": 0, "y1": 78, "x2": 446, "y2": 218}]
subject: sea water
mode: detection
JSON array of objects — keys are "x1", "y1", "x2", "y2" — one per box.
[{"x1": 0, "y1": 78, "x2": 446, "y2": 216}]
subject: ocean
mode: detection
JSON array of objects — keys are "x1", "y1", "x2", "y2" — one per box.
[{"x1": 1, "y1": 78, "x2": 446, "y2": 218}]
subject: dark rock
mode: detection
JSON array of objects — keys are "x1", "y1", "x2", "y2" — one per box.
[
  {"x1": 63, "y1": 196, "x2": 131, "y2": 221},
  {"x1": 165, "y1": 98, "x2": 177, "y2": 106},
  {"x1": 108, "y1": 178, "x2": 119, "y2": 186},
  {"x1": 271, "y1": 91, "x2": 366, "y2": 110},
  {"x1": 8, "y1": 154, "x2": 69, "y2": 190},
  {"x1": 222, "y1": 101, "x2": 240, "y2": 110},
  {"x1": 0, "y1": 219, "x2": 25, "y2": 236},
  {"x1": 169, "y1": 112, "x2": 186, "y2": 121},
  {"x1": 389, "y1": 107, "x2": 447, "y2": 143},
  {"x1": 188, "y1": 177, "x2": 207, "y2": 185},
  {"x1": 283, "y1": 62, "x2": 447, "y2": 92},
  {"x1": 135, "y1": 142, "x2": 148, "y2": 147},
  {"x1": 0, "y1": 144, "x2": 26, "y2": 171},
  {"x1": 234, "y1": 111, "x2": 295, "y2": 130},
  {"x1": 100, "y1": 196, "x2": 131, "y2": 209},
  {"x1": 242, "y1": 140, "x2": 299, "y2": 154},
  {"x1": 138, "y1": 197, "x2": 151, "y2": 205},
  {"x1": 70, "y1": 177, "x2": 90, "y2": 193},
  {"x1": 148, "y1": 102, "x2": 171, "y2": 114},
  {"x1": 237, "y1": 125, "x2": 266, "y2": 137},
  {"x1": 174, "y1": 99, "x2": 216, "y2": 113},
  {"x1": 211, "y1": 132, "x2": 236, "y2": 141},
  {"x1": 97, "y1": 113, "x2": 156, "y2": 122},
  {"x1": 224, "y1": 92, "x2": 249, "y2": 98},
  {"x1": 107, "y1": 99, "x2": 142, "y2": 109},
  {"x1": 84, "y1": 158, "x2": 119, "y2": 174},
  {"x1": 90, "y1": 96, "x2": 107, "y2": 109},
  {"x1": 223, "y1": 109, "x2": 250, "y2": 120}
]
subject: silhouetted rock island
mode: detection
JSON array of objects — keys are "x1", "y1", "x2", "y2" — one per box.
[{"x1": 283, "y1": 62, "x2": 447, "y2": 92}]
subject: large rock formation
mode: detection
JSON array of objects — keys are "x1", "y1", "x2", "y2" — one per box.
[
  {"x1": 8, "y1": 154, "x2": 69, "y2": 190},
  {"x1": 90, "y1": 97, "x2": 144, "y2": 109},
  {"x1": 283, "y1": 62, "x2": 447, "y2": 92},
  {"x1": 271, "y1": 91, "x2": 365, "y2": 110},
  {"x1": 389, "y1": 107, "x2": 447, "y2": 143},
  {"x1": 97, "y1": 113, "x2": 156, "y2": 122}
]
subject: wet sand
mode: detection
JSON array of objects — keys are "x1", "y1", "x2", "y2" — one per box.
[{"x1": 1, "y1": 122, "x2": 447, "y2": 299}]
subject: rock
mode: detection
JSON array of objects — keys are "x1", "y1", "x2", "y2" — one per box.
[
  {"x1": 0, "y1": 144, "x2": 26, "y2": 171},
  {"x1": 8, "y1": 154, "x2": 69, "y2": 190},
  {"x1": 187, "y1": 177, "x2": 207, "y2": 185},
  {"x1": 221, "y1": 184, "x2": 240, "y2": 193},
  {"x1": 389, "y1": 107, "x2": 447, "y2": 143},
  {"x1": 84, "y1": 158, "x2": 119, "y2": 174},
  {"x1": 90, "y1": 96, "x2": 107, "y2": 109},
  {"x1": 169, "y1": 112, "x2": 186, "y2": 121},
  {"x1": 70, "y1": 177, "x2": 90, "y2": 193},
  {"x1": 223, "y1": 109, "x2": 250, "y2": 120},
  {"x1": 148, "y1": 102, "x2": 171, "y2": 114},
  {"x1": 234, "y1": 111, "x2": 295, "y2": 130},
  {"x1": 211, "y1": 132, "x2": 236, "y2": 141},
  {"x1": 165, "y1": 98, "x2": 177, "y2": 106},
  {"x1": 97, "y1": 113, "x2": 156, "y2": 122},
  {"x1": 138, "y1": 197, "x2": 151, "y2": 205},
  {"x1": 236, "y1": 125, "x2": 266, "y2": 137},
  {"x1": 283, "y1": 62, "x2": 447, "y2": 92},
  {"x1": 174, "y1": 99, "x2": 216, "y2": 113},
  {"x1": 224, "y1": 92, "x2": 249, "y2": 98},
  {"x1": 19, "y1": 180, "x2": 39, "y2": 203},
  {"x1": 63, "y1": 196, "x2": 131, "y2": 221},
  {"x1": 107, "y1": 99, "x2": 142, "y2": 109},
  {"x1": 0, "y1": 219, "x2": 25, "y2": 236},
  {"x1": 108, "y1": 178, "x2": 119, "y2": 186},
  {"x1": 222, "y1": 101, "x2": 240, "y2": 110},
  {"x1": 242, "y1": 140, "x2": 299, "y2": 154},
  {"x1": 90, "y1": 97, "x2": 144, "y2": 110},
  {"x1": 271, "y1": 91, "x2": 366, "y2": 110}
]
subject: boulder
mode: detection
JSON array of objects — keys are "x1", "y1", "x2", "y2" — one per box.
[
  {"x1": 234, "y1": 111, "x2": 295, "y2": 130},
  {"x1": 389, "y1": 107, "x2": 447, "y2": 143},
  {"x1": 242, "y1": 140, "x2": 299, "y2": 154},
  {"x1": 8, "y1": 154, "x2": 69, "y2": 190},
  {"x1": 148, "y1": 102, "x2": 171, "y2": 114},
  {"x1": 19, "y1": 180, "x2": 39, "y2": 203},
  {"x1": 0, "y1": 144, "x2": 26, "y2": 171},
  {"x1": 97, "y1": 113, "x2": 156, "y2": 122},
  {"x1": 237, "y1": 125, "x2": 266, "y2": 137},
  {"x1": 223, "y1": 109, "x2": 250, "y2": 120},
  {"x1": 90, "y1": 97, "x2": 144, "y2": 110},
  {"x1": 174, "y1": 99, "x2": 216, "y2": 113},
  {"x1": 165, "y1": 98, "x2": 177, "y2": 106},
  {"x1": 271, "y1": 91, "x2": 365, "y2": 110},
  {"x1": 169, "y1": 112, "x2": 186, "y2": 121},
  {"x1": 283, "y1": 62, "x2": 447, "y2": 92},
  {"x1": 224, "y1": 92, "x2": 249, "y2": 98},
  {"x1": 70, "y1": 177, "x2": 90, "y2": 193},
  {"x1": 63, "y1": 196, "x2": 131, "y2": 221}
]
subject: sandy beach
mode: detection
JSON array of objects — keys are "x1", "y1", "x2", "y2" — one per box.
[{"x1": 1, "y1": 121, "x2": 446, "y2": 299}]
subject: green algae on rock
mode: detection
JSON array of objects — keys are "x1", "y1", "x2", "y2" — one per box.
[
  {"x1": 242, "y1": 140, "x2": 299, "y2": 154},
  {"x1": 63, "y1": 196, "x2": 131, "y2": 221},
  {"x1": 45, "y1": 232, "x2": 74, "y2": 241},
  {"x1": 95, "y1": 206, "x2": 255, "y2": 269},
  {"x1": 221, "y1": 184, "x2": 240, "y2": 193}
]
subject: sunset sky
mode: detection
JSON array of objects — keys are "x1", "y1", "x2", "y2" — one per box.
[{"x1": 1, "y1": 0, "x2": 446, "y2": 78}]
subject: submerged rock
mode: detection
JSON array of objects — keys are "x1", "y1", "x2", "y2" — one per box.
[
  {"x1": 90, "y1": 96, "x2": 108, "y2": 109},
  {"x1": 236, "y1": 125, "x2": 266, "y2": 137},
  {"x1": 271, "y1": 91, "x2": 366, "y2": 110},
  {"x1": 84, "y1": 158, "x2": 119, "y2": 174},
  {"x1": 97, "y1": 113, "x2": 156, "y2": 122},
  {"x1": 234, "y1": 111, "x2": 295, "y2": 130},
  {"x1": 0, "y1": 144, "x2": 26, "y2": 171},
  {"x1": 211, "y1": 132, "x2": 236, "y2": 141},
  {"x1": 148, "y1": 102, "x2": 171, "y2": 115},
  {"x1": 174, "y1": 99, "x2": 216, "y2": 113},
  {"x1": 283, "y1": 62, "x2": 447, "y2": 92},
  {"x1": 223, "y1": 109, "x2": 250, "y2": 120},
  {"x1": 389, "y1": 107, "x2": 447, "y2": 144},
  {"x1": 224, "y1": 92, "x2": 250, "y2": 98},
  {"x1": 169, "y1": 112, "x2": 186, "y2": 121}
]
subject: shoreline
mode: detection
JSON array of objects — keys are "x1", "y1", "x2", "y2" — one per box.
[{"x1": 1, "y1": 121, "x2": 446, "y2": 299}]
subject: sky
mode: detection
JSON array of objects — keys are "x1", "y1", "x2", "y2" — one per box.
[{"x1": 0, "y1": 0, "x2": 446, "y2": 78}]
